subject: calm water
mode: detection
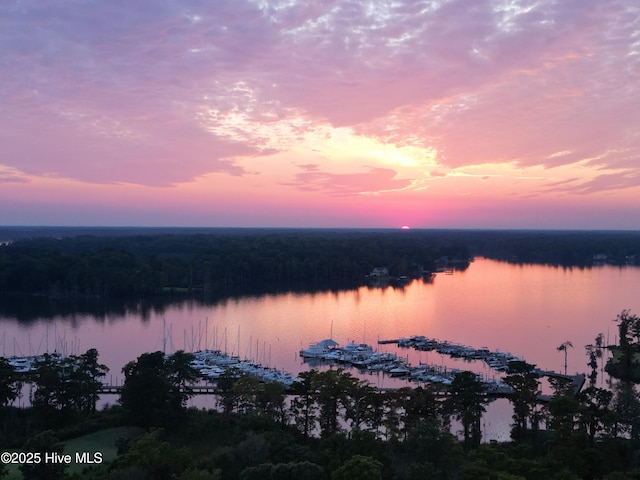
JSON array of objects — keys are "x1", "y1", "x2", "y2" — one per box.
[{"x1": 2, "y1": 258, "x2": 640, "y2": 439}]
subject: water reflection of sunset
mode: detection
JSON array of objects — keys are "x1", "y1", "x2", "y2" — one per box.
[{"x1": 2, "y1": 259, "x2": 639, "y2": 388}]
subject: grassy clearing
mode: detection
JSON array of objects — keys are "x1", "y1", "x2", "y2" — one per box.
[
  {"x1": 3, "y1": 451, "x2": 21, "y2": 480},
  {"x1": 62, "y1": 426, "x2": 143, "y2": 476},
  {"x1": 3, "y1": 426, "x2": 143, "y2": 479}
]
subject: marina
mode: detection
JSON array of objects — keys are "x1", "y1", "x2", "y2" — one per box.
[
  {"x1": 0, "y1": 336, "x2": 526, "y2": 398},
  {"x1": 3, "y1": 333, "x2": 586, "y2": 405},
  {"x1": 189, "y1": 348, "x2": 299, "y2": 386},
  {"x1": 2, "y1": 258, "x2": 639, "y2": 441},
  {"x1": 391, "y1": 335, "x2": 525, "y2": 372},
  {"x1": 5, "y1": 351, "x2": 75, "y2": 373},
  {"x1": 300, "y1": 337, "x2": 514, "y2": 392}
]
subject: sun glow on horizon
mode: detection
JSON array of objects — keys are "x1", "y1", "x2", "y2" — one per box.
[{"x1": 2, "y1": 1, "x2": 640, "y2": 228}]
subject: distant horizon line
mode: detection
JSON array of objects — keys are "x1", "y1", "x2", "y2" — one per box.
[{"x1": 1, "y1": 225, "x2": 638, "y2": 233}]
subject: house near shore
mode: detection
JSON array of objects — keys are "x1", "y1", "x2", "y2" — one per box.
[{"x1": 369, "y1": 267, "x2": 389, "y2": 277}]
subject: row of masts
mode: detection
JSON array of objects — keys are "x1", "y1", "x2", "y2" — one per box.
[
  {"x1": 0, "y1": 326, "x2": 80, "y2": 359},
  {"x1": 162, "y1": 317, "x2": 275, "y2": 369}
]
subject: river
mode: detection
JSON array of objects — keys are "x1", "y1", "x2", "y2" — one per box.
[{"x1": 2, "y1": 258, "x2": 640, "y2": 440}]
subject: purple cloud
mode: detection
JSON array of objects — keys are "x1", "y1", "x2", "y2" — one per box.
[
  {"x1": 0, "y1": 0, "x2": 639, "y2": 191},
  {"x1": 0, "y1": 175, "x2": 29, "y2": 184},
  {"x1": 542, "y1": 170, "x2": 640, "y2": 195}
]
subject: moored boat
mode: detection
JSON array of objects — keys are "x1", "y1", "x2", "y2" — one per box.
[{"x1": 300, "y1": 339, "x2": 339, "y2": 359}]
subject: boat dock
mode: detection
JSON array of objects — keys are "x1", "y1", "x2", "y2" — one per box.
[
  {"x1": 300, "y1": 338, "x2": 515, "y2": 392},
  {"x1": 8, "y1": 336, "x2": 587, "y2": 401},
  {"x1": 380, "y1": 335, "x2": 526, "y2": 373},
  {"x1": 96, "y1": 382, "x2": 558, "y2": 404},
  {"x1": 189, "y1": 349, "x2": 299, "y2": 387},
  {"x1": 97, "y1": 384, "x2": 220, "y2": 395}
]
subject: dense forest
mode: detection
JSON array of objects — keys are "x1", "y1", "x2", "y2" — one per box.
[{"x1": 1, "y1": 228, "x2": 639, "y2": 300}]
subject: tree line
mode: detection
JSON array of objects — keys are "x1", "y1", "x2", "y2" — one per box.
[
  {"x1": 2, "y1": 228, "x2": 639, "y2": 301},
  {"x1": 0, "y1": 231, "x2": 467, "y2": 299}
]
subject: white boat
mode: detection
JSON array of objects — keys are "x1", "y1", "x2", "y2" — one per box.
[
  {"x1": 300, "y1": 339, "x2": 338, "y2": 358},
  {"x1": 200, "y1": 366, "x2": 225, "y2": 379},
  {"x1": 324, "y1": 350, "x2": 344, "y2": 361},
  {"x1": 342, "y1": 342, "x2": 373, "y2": 354},
  {"x1": 388, "y1": 365, "x2": 411, "y2": 377}
]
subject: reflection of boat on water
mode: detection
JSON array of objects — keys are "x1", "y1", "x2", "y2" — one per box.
[{"x1": 300, "y1": 339, "x2": 339, "y2": 358}]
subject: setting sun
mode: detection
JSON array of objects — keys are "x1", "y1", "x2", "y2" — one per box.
[{"x1": 1, "y1": 1, "x2": 639, "y2": 229}]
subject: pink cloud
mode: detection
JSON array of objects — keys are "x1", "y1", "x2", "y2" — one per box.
[
  {"x1": 1, "y1": 0, "x2": 639, "y2": 227},
  {"x1": 285, "y1": 165, "x2": 411, "y2": 196},
  {"x1": 3, "y1": 0, "x2": 638, "y2": 181}
]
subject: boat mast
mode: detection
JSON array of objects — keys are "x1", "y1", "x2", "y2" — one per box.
[
  {"x1": 162, "y1": 318, "x2": 166, "y2": 354},
  {"x1": 205, "y1": 316, "x2": 209, "y2": 351}
]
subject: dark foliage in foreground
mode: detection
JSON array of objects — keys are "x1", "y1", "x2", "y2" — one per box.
[
  {"x1": 5, "y1": 341, "x2": 640, "y2": 479},
  {"x1": 7, "y1": 399, "x2": 640, "y2": 480}
]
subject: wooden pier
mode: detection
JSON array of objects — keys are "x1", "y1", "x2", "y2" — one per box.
[{"x1": 97, "y1": 384, "x2": 221, "y2": 395}]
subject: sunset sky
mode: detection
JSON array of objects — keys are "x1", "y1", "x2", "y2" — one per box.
[{"x1": 1, "y1": 0, "x2": 639, "y2": 229}]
